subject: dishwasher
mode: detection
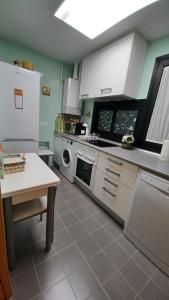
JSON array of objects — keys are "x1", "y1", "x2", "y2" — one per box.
[{"x1": 124, "y1": 169, "x2": 169, "y2": 276}]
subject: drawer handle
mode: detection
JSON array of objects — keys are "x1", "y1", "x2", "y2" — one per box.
[
  {"x1": 107, "y1": 157, "x2": 123, "y2": 166},
  {"x1": 101, "y1": 88, "x2": 112, "y2": 94},
  {"x1": 81, "y1": 93, "x2": 89, "y2": 98},
  {"x1": 106, "y1": 168, "x2": 120, "y2": 177},
  {"x1": 102, "y1": 187, "x2": 116, "y2": 197},
  {"x1": 104, "y1": 177, "x2": 118, "y2": 187}
]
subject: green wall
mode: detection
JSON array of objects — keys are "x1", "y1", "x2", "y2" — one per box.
[
  {"x1": 0, "y1": 38, "x2": 73, "y2": 149},
  {"x1": 138, "y1": 35, "x2": 169, "y2": 98},
  {"x1": 82, "y1": 35, "x2": 169, "y2": 131}
]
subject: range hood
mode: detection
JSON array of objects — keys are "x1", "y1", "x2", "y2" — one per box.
[{"x1": 62, "y1": 78, "x2": 81, "y2": 115}]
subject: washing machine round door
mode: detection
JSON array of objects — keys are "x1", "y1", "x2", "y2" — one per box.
[{"x1": 61, "y1": 148, "x2": 72, "y2": 168}]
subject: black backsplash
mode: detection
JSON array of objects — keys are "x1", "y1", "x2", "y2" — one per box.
[{"x1": 91, "y1": 99, "x2": 148, "y2": 145}]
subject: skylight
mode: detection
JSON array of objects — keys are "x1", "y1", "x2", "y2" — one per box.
[{"x1": 54, "y1": 0, "x2": 158, "y2": 39}]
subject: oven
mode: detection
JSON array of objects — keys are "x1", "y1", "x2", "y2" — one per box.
[{"x1": 74, "y1": 145, "x2": 98, "y2": 190}]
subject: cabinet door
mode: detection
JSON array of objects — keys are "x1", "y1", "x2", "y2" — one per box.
[
  {"x1": 94, "y1": 36, "x2": 132, "y2": 97},
  {"x1": 54, "y1": 135, "x2": 61, "y2": 167},
  {"x1": 80, "y1": 35, "x2": 132, "y2": 99},
  {"x1": 80, "y1": 54, "x2": 99, "y2": 99}
]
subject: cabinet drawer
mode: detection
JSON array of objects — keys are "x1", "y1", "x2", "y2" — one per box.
[
  {"x1": 93, "y1": 168, "x2": 134, "y2": 220},
  {"x1": 94, "y1": 169, "x2": 118, "y2": 195},
  {"x1": 93, "y1": 181, "x2": 117, "y2": 212},
  {"x1": 98, "y1": 152, "x2": 138, "y2": 178}
]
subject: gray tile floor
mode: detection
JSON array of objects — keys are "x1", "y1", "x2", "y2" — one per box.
[{"x1": 11, "y1": 169, "x2": 169, "y2": 300}]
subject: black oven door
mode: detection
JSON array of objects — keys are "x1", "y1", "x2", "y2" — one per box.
[{"x1": 76, "y1": 157, "x2": 92, "y2": 186}]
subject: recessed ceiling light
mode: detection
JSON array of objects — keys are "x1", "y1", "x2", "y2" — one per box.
[{"x1": 54, "y1": 0, "x2": 158, "y2": 39}]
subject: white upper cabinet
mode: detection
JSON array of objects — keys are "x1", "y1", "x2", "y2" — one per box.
[{"x1": 80, "y1": 32, "x2": 147, "y2": 99}]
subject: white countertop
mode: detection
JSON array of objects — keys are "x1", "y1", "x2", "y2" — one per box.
[
  {"x1": 1, "y1": 153, "x2": 60, "y2": 198},
  {"x1": 54, "y1": 132, "x2": 169, "y2": 179}
]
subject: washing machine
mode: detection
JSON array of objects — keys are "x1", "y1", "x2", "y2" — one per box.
[{"x1": 60, "y1": 137, "x2": 77, "y2": 183}]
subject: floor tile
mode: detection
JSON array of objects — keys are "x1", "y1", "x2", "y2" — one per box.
[
  {"x1": 12, "y1": 269, "x2": 40, "y2": 300},
  {"x1": 31, "y1": 239, "x2": 56, "y2": 265},
  {"x1": 68, "y1": 198, "x2": 82, "y2": 210},
  {"x1": 53, "y1": 214, "x2": 65, "y2": 233},
  {"x1": 86, "y1": 288, "x2": 109, "y2": 300},
  {"x1": 54, "y1": 229, "x2": 74, "y2": 253},
  {"x1": 94, "y1": 211, "x2": 111, "y2": 226},
  {"x1": 68, "y1": 222, "x2": 88, "y2": 241},
  {"x1": 74, "y1": 206, "x2": 93, "y2": 220},
  {"x1": 14, "y1": 222, "x2": 30, "y2": 252},
  {"x1": 78, "y1": 194, "x2": 94, "y2": 207},
  {"x1": 140, "y1": 280, "x2": 169, "y2": 300},
  {"x1": 104, "y1": 220, "x2": 122, "y2": 238},
  {"x1": 120, "y1": 259, "x2": 149, "y2": 293},
  {"x1": 89, "y1": 251, "x2": 115, "y2": 283},
  {"x1": 77, "y1": 235, "x2": 100, "y2": 260},
  {"x1": 10, "y1": 247, "x2": 33, "y2": 279},
  {"x1": 68, "y1": 263, "x2": 100, "y2": 300},
  {"x1": 58, "y1": 244, "x2": 85, "y2": 275},
  {"x1": 55, "y1": 202, "x2": 71, "y2": 215},
  {"x1": 36, "y1": 255, "x2": 65, "y2": 290},
  {"x1": 55, "y1": 192, "x2": 65, "y2": 205},
  {"x1": 152, "y1": 269, "x2": 169, "y2": 295},
  {"x1": 104, "y1": 241, "x2": 129, "y2": 269},
  {"x1": 31, "y1": 294, "x2": 45, "y2": 300},
  {"x1": 61, "y1": 190, "x2": 78, "y2": 202},
  {"x1": 44, "y1": 278, "x2": 77, "y2": 300},
  {"x1": 27, "y1": 218, "x2": 46, "y2": 244},
  {"x1": 61, "y1": 211, "x2": 78, "y2": 227},
  {"x1": 80, "y1": 215, "x2": 101, "y2": 234},
  {"x1": 133, "y1": 250, "x2": 157, "y2": 276},
  {"x1": 117, "y1": 234, "x2": 137, "y2": 256},
  {"x1": 103, "y1": 272, "x2": 135, "y2": 300},
  {"x1": 91, "y1": 227, "x2": 113, "y2": 248}
]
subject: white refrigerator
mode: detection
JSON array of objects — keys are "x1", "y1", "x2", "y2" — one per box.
[{"x1": 0, "y1": 61, "x2": 40, "y2": 153}]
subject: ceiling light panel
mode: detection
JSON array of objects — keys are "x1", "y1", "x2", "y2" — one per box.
[{"x1": 55, "y1": 0, "x2": 158, "y2": 39}]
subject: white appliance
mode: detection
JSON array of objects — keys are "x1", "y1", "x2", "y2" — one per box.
[
  {"x1": 62, "y1": 78, "x2": 81, "y2": 115},
  {"x1": 124, "y1": 170, "x2": 169, "y2": 276},
  {"x1": 60, "y1": 137, "x2": 77, "y2": 182},
  {"x1": 0, "y1": 61, "x2": 40, "y2": 153},
  {"x1": 74, "y1": 144, "x2": 98, "y2": 190}
]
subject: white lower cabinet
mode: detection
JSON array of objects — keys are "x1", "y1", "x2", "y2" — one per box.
[
  {"x1": 53, "y1": 134, "x2": 61, "y2": 167},
  {"x1": 93, "y1": 152, "x2": 138, "y2": 221}
]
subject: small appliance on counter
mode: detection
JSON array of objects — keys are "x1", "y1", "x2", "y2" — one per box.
[{"x1": 64, "y1": 121, "x2": 87, "y2": 135}]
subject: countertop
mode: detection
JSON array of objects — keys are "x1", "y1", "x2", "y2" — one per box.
[{"x1": 54, "y1": 131, "x2": 169, "y2": 179}]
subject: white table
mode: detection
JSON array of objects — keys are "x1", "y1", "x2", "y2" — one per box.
[{"x1": 1, "y1": 153, "x2": 60, "y2": 271}]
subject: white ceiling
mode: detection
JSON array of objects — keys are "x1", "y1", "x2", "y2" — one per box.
[{"x1": 0, "y1": 0, "x2": 169, "y2": 63}]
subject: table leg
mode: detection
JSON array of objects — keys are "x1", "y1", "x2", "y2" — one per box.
[
  {"x1": 45, "y1": 186, "x2": 56, "y2": 252},
  {"x1": 3, "y1": 197, "x2": 15, "y2": 271}
]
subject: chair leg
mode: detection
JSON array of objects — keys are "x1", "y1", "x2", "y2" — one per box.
[{"x1": 40, "y1": 213, "x2": 43, "y2": 222}]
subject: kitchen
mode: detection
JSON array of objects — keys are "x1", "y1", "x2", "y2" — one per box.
[{"x1": 0, "y1": 0, "x2": 169, "y2": 299}]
